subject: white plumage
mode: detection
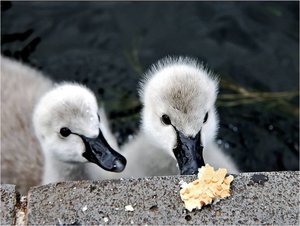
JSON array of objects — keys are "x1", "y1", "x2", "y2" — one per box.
[
  {"x1": 1, "y1": 56, "x2": 121, "y2": 194},
  {"x1": 120, "y1": 56, "x2": 239, "y2": 177},
  {"x1": 1, "y1": 55, "x2": 239, "y2": 194},
  {"x1": 32, "y1": 83, "x2": 119, "y2": 184},
  {"x1": 1, "y1": 56, "x2": 53, "y2": 194}
]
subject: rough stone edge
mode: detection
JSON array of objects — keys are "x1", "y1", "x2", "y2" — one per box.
[
  {"x1": 26, "y1": 171, "x2": 300, "y2": 225},
  {"x1": 2, "y1": 171, "x2": 300, "y2": 225},
  {"x1": 0, "y1": 184, "x2": 17, "y2": 225}
]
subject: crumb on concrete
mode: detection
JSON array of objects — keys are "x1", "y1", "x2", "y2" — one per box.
[{"x1": 125, "y1": 204, "x2": 134, "y2": 212}]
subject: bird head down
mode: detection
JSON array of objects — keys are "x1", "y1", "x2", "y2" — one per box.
[
  {"x1": 33, "y1": 83, "x2": 126, "y2": 172},
  {"x1": 140, "y1": 57, "x2": 219, "y2": 175}
]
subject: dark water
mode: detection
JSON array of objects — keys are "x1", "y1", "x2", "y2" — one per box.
[{"x1": 1, "y1": 1, "x2": 299, "y2": 172}]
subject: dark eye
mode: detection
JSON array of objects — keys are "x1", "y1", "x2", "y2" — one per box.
[
  {"x1": 60, "y1": 127, "x2": 71, "y2": 137},
  {"x1": 97, "y1": 114, "x2": 101, "y2": 122},
  {"x1": 161, "y1": 114, "x2": 171, "y2": 125},
  {"x1": 203, "y1": 112, "x2": 209, "y2": 123}
]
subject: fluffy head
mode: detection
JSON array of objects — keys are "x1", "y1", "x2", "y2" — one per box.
[
  {"x1": 140, "y1": 56, "x2": 219, "y2": 157},
  {"x1": 33, "y1": 83, "x2": 100, "y2": 163}
]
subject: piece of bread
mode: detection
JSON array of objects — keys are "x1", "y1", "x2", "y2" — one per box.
[{"x1": 180, "y1": 164, "x2": 234, "y2": 211}]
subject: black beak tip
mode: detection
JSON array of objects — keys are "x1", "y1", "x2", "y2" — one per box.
[
  {"x1": 180, "y1": 167, "x2": 199, "y2": 175},
  {"x1": 111, "y1": 157, "x2": 127, "y2": 172}
]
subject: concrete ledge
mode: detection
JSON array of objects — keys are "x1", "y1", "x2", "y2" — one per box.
[
  {"x1": 1, "y1": 171, "x2": 299, "y2": 225},
  {"x1": 0, "y1": 184, "x2": 16, "y2": 225}
]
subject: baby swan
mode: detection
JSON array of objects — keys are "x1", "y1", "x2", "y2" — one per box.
[
  {"x1": 33, "y1": 83, "x2": 127, "y2": 184},
  {"x1": 122, "y1": 56, "x2": 239, "y2": 176},
  {"x1": 1, "y1": 56, "x2": 126, "y2": 194},
  {"x1": 1, "y1": 56, "x2": 53, "y2": 194}
]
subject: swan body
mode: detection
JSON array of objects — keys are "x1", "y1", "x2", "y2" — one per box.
[
  {"x1": 1, "y1": 56, "x2": 53, "y2": 194},
  {"x1": 1, "y1": 56, "x2": 125, "y2": 194},
  {"x1": 121, "y1": 56, "x2": 239, "y2": 177}
]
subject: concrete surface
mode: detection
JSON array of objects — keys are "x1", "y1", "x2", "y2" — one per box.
[
  {"x1": 1, "y1": 171, "x2": 299, "y2": 225},
  {"x1": 0, "y1": 184, "x2": 16, "y2": 225},
  {"x1": 26, "y1": 171, "x2": 299, "y2": 225}
]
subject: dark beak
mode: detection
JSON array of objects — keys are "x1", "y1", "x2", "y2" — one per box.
[
  {"x1": 173, "y1": 129, "x2": 205, "y2": 175},
  {"x1": 72, "y1": 129, "x2": 127, "y2": 172}
]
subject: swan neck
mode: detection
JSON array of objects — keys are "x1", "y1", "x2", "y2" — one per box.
[{"x1": 42, "y1": 153, "x2": 88, "y2": 184}]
